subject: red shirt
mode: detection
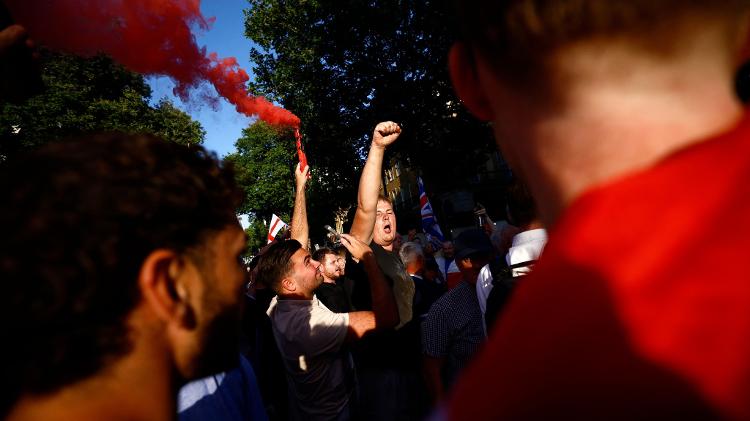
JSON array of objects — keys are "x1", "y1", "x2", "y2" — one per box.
[{"x1": 449, "y1": 116, "x2": 750, "y2": 420}]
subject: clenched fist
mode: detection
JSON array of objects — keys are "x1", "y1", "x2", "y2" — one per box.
[{"x1": 372, "y1": 121, "x2": 401, "y2": 148}]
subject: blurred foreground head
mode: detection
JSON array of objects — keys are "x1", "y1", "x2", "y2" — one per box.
[
  {"x1": 449, "y1": 1, "x2": 750, "y2": 224},
  {"x1": 0, "y1": 133, "x2": 246, "y2": 417},
  {"x1": 451, "y1": 1, "x2": 749, "y2": 87}
]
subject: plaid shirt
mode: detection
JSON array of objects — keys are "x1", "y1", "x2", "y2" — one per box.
[{"x1": 422, "y1": 281, "x2": 486, "y2": 390}]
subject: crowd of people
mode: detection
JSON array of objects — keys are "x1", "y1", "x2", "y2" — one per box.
[
  {"x1": 4, "y1": 1, "x2": 750, "y2": 420},
  {"x1": 235, "y1": 121, "x2": 548, "y2": 420}
]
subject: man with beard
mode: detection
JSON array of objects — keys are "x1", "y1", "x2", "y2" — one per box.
[
  {"x1": 446, "y1": 1, "x2": 750, "y2": 419},
  {"x1": 312, "y1": 247, "x2": 353, "y2": 313},
  {"x1": 1, "y1": 133, "x2": 247, "y2": 421},
  {"x1": 258, "y1": 235, "x2": 397, "y2": 420},
  {"x1": 348, "y1": 122, "x2": 423, "y2": 419}
]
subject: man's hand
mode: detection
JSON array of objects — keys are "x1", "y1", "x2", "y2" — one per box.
[
  {"x1": 350, "y1": 121, "x2": 401, "y2": 243},
  {"x1": 295, "y1": 162, "x2": 310, "y2": 190},
  {"x1": 339, "y1": 233, "x2": 373, "y2": 262},
  {"x1": 372, "y1": 121, "x2": 401, "y2": 148}
]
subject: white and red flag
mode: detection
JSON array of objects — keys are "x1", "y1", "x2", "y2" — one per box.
[{"x1": 267, "y1": 214, "x2": 288, "y2": 244}]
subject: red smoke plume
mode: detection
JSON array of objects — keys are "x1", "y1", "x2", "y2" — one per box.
[{"x1": 6, "y1": 0, "x2": 300, "y2": 127}]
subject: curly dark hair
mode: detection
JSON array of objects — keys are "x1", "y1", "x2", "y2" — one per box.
[
  {"x1": 0, "y1": 132, "x2": 243, "y2": 411},
  {"x1": 254, "y1": 240, "x2": 302, "y2": 294}
]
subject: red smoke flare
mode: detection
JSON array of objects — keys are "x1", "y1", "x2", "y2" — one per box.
[
  {"x1": 6, "y1": 0, "x2": 300, "y2": 128},
  {"x1": 295, "y1": 128, "x2": 308, "y2": 172}
]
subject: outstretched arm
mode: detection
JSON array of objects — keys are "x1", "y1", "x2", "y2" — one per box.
[
  {"x1": 290, "y1": 162, "x2": 310, "y2": 249},
  {"x1": 349, "y1": 121, "x2": 401, "y2": 243}
]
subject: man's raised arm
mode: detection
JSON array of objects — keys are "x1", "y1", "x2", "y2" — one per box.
[
  {"x1": 349, "y1": 121, "x2": 401, "y2": 243},
  {"x1": 290, "y1": 162, "x2": 310, "y2": 249}
]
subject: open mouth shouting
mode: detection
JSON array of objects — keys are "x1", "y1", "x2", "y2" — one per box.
[{"x1": 383, "y1": 222, "x2": 392, "y2": 234}]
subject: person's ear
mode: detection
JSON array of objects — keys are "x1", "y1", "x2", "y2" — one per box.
[
  {"x1": 139, "y1": 250, "x2": 195, "y2": 329},
  {"x1": 449, "y1": 42, "x2": 494, "y2": 121},
  {"x1": 458, "y1": 256, "x2": 473, "y2": 270},
  {"x1": 281, "y1": 277, "x2": 296, "y2": 293}
]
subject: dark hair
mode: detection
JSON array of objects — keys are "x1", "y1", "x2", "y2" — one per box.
[
  {"x1": 505, "y1": 178, "x2": 538, "y2": 227},
  {"x1": 334, "y1": 245, "x2": 347, "y2": 257},
  {"x1": 452, "y1": 1, "x2": 748, "y2": 83},
  {"x1": 312, "y1": 247, "x2": 336, "y2": 263},
  {"x1": 0, "y1": 132, "x2": 242, "y2": 408},
  {"x1": 255, "y1": 240, "x2": 303, "y2": 294},
  {"x1": 454, "y1": 228, "x2": 494, "y2": 261}
]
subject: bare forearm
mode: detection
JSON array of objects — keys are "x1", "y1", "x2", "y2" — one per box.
[
  {"x1": 358, "y1": 143, "x2": 385, "y2": 211},
  {"x1": 350, "y1": 143, "x2": 385, "y2": 241},
  {"x1": 290, "y1": 185, "x2": 309, "y2": 249},
  {"x1": 361, "y1": 253, "x2": 398, "y2": 328}
]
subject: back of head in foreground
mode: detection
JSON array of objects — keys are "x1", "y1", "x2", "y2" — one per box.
[
  {"x1": 453, "y1": 0, "x2": 748, "y2": 86},
  {"x1": 446, "y1": 1, "x2": 750, "y2": 420},
  {"x1": 449, "y1": 0, "x2": 750, "y2": 225},
  {"x1": 0, "y1": 132, "x2": 245, "y2": 419}
]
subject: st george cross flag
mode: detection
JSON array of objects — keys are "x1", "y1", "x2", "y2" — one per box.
[
  {"x1": 267, "y1": 214, "x2": 288, "y2": 244},
  {"x1": 418, "y1": 177, "x2": 445, "y2": 246}
]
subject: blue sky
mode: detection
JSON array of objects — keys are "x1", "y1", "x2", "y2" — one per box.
[{"x1": 147, "y1": 0, "x2": 256, "y2": 157}]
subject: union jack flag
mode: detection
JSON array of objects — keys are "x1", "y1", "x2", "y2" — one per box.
[{"x1": 418, "y1": 177, "x2": 445, "y2": 247}]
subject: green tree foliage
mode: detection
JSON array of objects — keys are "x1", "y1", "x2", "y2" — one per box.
[
  {"x1": 244, "y1": 0, "x2": 495, "y2": 205},
  {"x1": 227, "y1": 120, "x2": 296, "y2": 222},
  {"x1": 228, "y1": 119, "x2": 342, "y2": 251},
  {"x1": 244, "y1": 215, "x2": 271, "y2": 256},
  {"x1": 0, "y1": 50, "x2": 205, "y2": 161},
  {"x1": 149, "y1": 99, "x2": 206, "y2": 146}
]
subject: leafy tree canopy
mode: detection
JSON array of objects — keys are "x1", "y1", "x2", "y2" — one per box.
[
  {"x1": 243, "y1": 0, "x2": 495, "y2": 214},
  {"x1": 226, "y1": 120, "x2": 305, "y2": 252},
  {"x1": 0, "y1": 50, "x2": 205, "y2": 162},
  {"x1": 244, "y1": 215, "x2": 271, "y2": 257},
  {"x1": 227, "y1": 120, "x2": 296, "y2": 222},
  {"x1": 227, "y1": 119, "x2": 352, "y2": 252}
]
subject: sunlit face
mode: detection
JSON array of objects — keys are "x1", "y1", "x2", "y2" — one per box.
[
  {"x1": 289, "y1": 248, "x2": 323, "y2": 295},
  {"x1": 320, "y1": 252, "x2": 341, "y2": 282},
  {"x1": 336, "y1": 253, "x2": 346, "y2": 276},
  {"x1": 373, "y1": 199, "x2": 397, "y2": 247},
  {"x1": 184, "y1": 224, "x2": 247, "y2": 379}
]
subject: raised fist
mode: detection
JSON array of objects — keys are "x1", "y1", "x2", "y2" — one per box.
[
  {"x1": 372, "y1": 121, "x2": 401, "y2": 148},
  {"x1": 295, "y1": 162, "x2": 310, "y2": 188}
]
